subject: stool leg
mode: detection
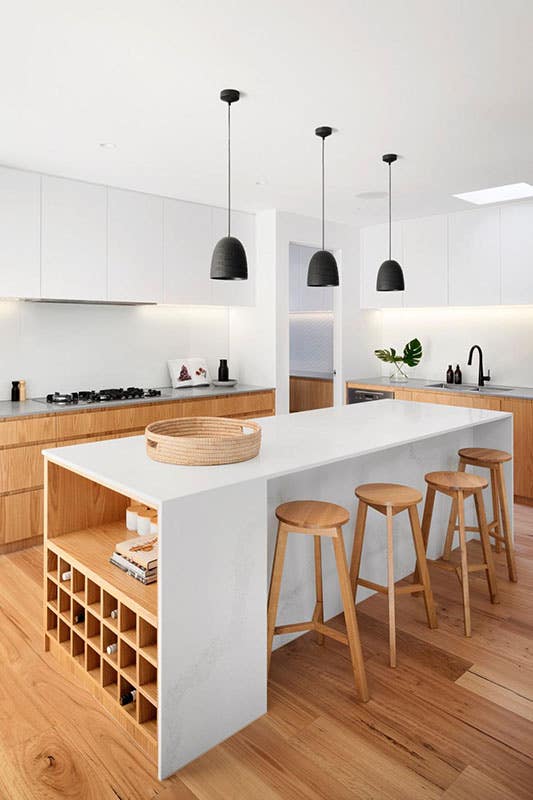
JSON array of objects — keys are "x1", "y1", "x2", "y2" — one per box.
[
  {"x1": 490, "y1": 467, "x2": 502, "y2": 554},
  {"x1": 496, "y1": 463, "x2": 518, "y2": 583},
  {"x1": 313, "y1": 536, "x2": 324, "y2": 645},
  {"x1": 408, "y1": 505, "x2": 438, "y2": 630},
  {"x1": 349, "y1": 500, "x2": 368, "y2": 596},
  {"x1": 443, "y1": 496, "x2": 458, "y2": 561},
  {"x1": 332, "y1": 528, "x2": 369, "y2": 702},
  {"x1": 443, "y1": 460, "x2": 465, "y2": 560},
  {"x1": 413, "y1": 485, "x2": 436, "y2": 592},
  {"x1": 386, "y1": 508, "x2": 397, "y2": 668},
  {"x1": 474, "y1": 488, "x2": 499, "y2": 604},
  {"x1": 267, "y1": 522, "x2": 289, "y2": 671},
  {"x1": 456, "y1": 491, "x2": 471, "y2": 638}
]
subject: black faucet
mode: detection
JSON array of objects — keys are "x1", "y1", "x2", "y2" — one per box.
[{"x1": 468, "y1": 345, "x2": 491, "y2": 387}]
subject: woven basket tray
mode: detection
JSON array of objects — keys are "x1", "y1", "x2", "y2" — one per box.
[{"x1": 145, "y1": 416, "x2": 262, "y2": 466}]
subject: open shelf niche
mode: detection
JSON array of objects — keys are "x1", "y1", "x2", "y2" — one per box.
[{"x1": 44, "y1": 460, "x2": 158, "y2": 763}]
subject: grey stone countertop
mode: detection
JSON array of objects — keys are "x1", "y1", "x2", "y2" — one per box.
[
  {"x1": 0, "y1": 384, "x2": 274, "y2": 421},
  {"x1": 346, "y1": 376, "x2": 533, "y2": 400},
  {"x1": 290, "y1": 370, "x2": 334, "y2": 380}
]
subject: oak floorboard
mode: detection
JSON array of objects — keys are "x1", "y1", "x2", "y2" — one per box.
[{"x1": 0, "y1": 505, "x2": 531, "y2": 798}]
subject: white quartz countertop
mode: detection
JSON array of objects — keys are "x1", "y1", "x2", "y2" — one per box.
[{"x1": 42, "y1": 401, "x2": 510, "y2": 507}]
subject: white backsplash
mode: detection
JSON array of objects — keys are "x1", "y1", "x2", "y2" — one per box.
[
  {"x1": 380, "y1": 306, "x2": 533, "y2": 387},
  {"x1": 0, "y1": 300, "x2": 230, "y2": 400},
  {"x1": 290, "y1": 313, "x2": 334, "y2": 374}
]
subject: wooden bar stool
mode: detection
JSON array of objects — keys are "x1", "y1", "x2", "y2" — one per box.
[
  {"x1": 349, "y1": 483, "x2": 437, "y2": 668},
  {"x1": 443, "y1": 448, "x2": 517, "y2": 582},
  {"x1": 416, "y1": 472, "x2": 499, "y2": 638},
  {"x1": 268, "y1": 500, "x2": 369, "y2": 702}
]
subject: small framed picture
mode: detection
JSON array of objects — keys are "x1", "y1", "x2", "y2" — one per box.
[{"x1": 168, "y1": 358, "x2": 211, "y2": 387}]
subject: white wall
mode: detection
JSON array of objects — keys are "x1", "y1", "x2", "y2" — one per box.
[
  {"x1": 0, "y1": 300, "x2": 230, "y2": 400},
  {"x1": 380, "y1": 305, "x2": 533, "y2": 387}
]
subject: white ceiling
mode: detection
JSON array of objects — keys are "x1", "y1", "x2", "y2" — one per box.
[{"x1": 1, "y1": 0, "x2": 532, "y2": 226}]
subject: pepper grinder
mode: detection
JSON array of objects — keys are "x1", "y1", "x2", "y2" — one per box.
[
  {"x1": 218, "y1": 359, "x2": 229, "y2": 382},
  {"x1": 19, "y1": 379, "x2": 27, "y2": 402}
]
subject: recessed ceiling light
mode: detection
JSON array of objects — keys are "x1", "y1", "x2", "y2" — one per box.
[
  {"x1": 454, "y1": 182, "x2": 533, "y2": 205},
  {"x1": 99, "y1": 142, "x2": 117, "y2": 149}
]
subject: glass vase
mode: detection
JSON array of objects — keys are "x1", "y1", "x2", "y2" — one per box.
[{"x1": 390, "y1": 362, "x2": 409, "y2": 383}]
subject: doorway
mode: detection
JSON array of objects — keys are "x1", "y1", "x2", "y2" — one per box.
[{"x1": 289, "y1": 243, "x2": 335, "y2": 413}]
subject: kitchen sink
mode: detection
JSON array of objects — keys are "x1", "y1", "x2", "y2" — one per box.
[{"x1": 427, "y1": 383, "x2": 512, "y2": 393}]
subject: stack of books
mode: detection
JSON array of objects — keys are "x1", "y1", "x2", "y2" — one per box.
[{"x1": 110, "y1": 535, "x2": 158, "y2": 585}]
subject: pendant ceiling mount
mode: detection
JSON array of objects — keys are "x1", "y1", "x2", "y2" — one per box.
[
  {"x1": 307, "y1": 126, "x2": 339, "y2": 287},
  {"x1": 210, "y1": 88, "x2": 248, "y2": 281},
  {"x1": 376, "y1": 152, "x2": 405, "y2": 292}
]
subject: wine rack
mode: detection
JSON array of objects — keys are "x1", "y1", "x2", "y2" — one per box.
[{"x1": 44, "y1": 540, "x2": 158, "y2": 761}]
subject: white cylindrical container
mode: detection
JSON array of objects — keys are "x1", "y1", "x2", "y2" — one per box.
[
  {"x1": 126, "y1": 504, "x2": 142, "y2": 532},
  {"x1": 137, "y1": 509, "x2": 156, "y2": 536}
]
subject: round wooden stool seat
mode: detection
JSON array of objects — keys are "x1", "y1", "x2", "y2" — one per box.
[
  {"x1": 425, "y1": 471, "x2": 487, "y2": 493},
  {"x1": 458, "y1": 447, "x2": 512, "y2": 465},
  {"x1": 355, "y1": 483, "x2": 422, "y2": 512},
  {"x1": 275, "y1": 500, "x2": 350, "y2": 530}
]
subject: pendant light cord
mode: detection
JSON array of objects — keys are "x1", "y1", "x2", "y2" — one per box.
[
  {"x1": 388, "y1": 162, "x2": 392, "y2": 260},
  {"x1": 227, "y1": 102, "x2": 231, "y2": 238},
  {"x1": 321, "y1": 136, "x2": 325, "y2": 251}
]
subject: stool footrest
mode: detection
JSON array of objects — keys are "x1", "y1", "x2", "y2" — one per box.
[
  {"x1": 428, "y1": 558, "x2": 488, "y2": 574},
  {"x1": 357, "y1": 578, "x2": 388, "y2": 594},
  {"x1": 273, "y1": 621, "x2": 349, "y2": 646}
]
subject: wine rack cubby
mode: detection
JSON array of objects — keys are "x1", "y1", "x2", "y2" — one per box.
[{"x1": 44, "y1": 543, "x2": 158, "y2": 762}]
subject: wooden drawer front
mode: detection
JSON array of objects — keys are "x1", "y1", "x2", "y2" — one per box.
[
  {"x1": 501, "y1": 398, "x2": 533, "y2": 500},
  {"x1": 181, "y1": 391, "x2": 274, "y2": 418},
  {"x1": 290, "y1": 377, "x2": 333, "y2": 413},
  {"x1": 0, "y1": 444, "x2": 46, "y2": 492},
  {"x1": 0, "y1": 489, "x2": 43, "y2": 544},
  {"x1": 0, "y1": 415, "x2": 56, "y2": 447},
  {"x1": 55, "y1": 403, "x2": 180, "y2": 440}
]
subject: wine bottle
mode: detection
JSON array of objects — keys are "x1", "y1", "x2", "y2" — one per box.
[
  {"x1": 120, "y1": 689, "x2": 137, "y2": 706},
  {"x1": 110, "y1": 608, "x2": 119, "y2": 620},
  {"x1": 61, "y1": 570, "x2": 72, "y2": 582},
  {"x1": 73, "y1": 611, "x2": 85, "y2": 625},
  {"x1": 106, "y1": 642, "x2": 118, "y2": 655}
]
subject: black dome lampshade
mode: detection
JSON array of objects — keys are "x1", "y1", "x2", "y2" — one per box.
[
  {"x1": 307, "y1": 126, "x2": 339, "y2": 287},
  {"x1": 376, "y1": 153, "x2": 405, "y2": 292},
  {"x1": 210, "y1": 89, "x2": 248, "y2": 281}
]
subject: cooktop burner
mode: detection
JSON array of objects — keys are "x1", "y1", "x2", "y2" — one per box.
[{"x1": 39, "y1": 388, "x2": 162, "y2": 405}]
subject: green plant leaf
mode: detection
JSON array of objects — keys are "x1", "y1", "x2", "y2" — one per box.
[
  {"x1": 402, "y1": 338, "x2": 422, "y2": 367},
  {"x1": 374, "y1": 348, "x2": 395, "y2": 364}
]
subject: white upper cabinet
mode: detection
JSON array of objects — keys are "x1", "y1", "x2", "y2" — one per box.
[
  {"x1": 210, "y1": 207, "x2": 255, "y2": 306},
  {"x1": 448, "y1": 207, "x2": 500, "y2": 306},
  {"x1": 500, "y1": 202, "x2": 533, "y2": 305},
  {"x1": 0, "y1": 167, "x2": 40, "y2": 298},
  {"x1": 360, "y1": 222, "x2": 403, "y2": 308},
  {"x1": 41, "y1": 177, "x2": 107, "y2": 301},
  {"x1": 163, "y1": 199, "x2": 213, "y2": 304},
  {"x1": 289, "y1": 243, "x2": 333, "y2": 312},
  {"x1": 402, "y1": 215, "x2": 448, "y2": 307},
  {"x1": 108, "y1": 189, "x2": 163, "y2": 303}
]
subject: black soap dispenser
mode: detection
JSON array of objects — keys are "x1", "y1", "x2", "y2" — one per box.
[
  {"x1": 446, "y1": 365, "x2": 454, "y2": 384},
  {"x1": 454, "y1": 365, "x2": 462, "y2": 385}
]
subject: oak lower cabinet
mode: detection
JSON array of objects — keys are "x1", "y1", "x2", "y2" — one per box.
[
  {"x1": 290, "y1": 376, "x2": 333, "y2": 412},
  {"x1": 0, "y1": 389, "x2": 275, "y2": 553},
  {"x1": 500, "y1": 398, "x2": 533, "y2": 504}
]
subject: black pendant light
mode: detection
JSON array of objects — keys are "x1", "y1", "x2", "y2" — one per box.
[
  {"x1": 376, "y1": 153, "x2": 404, "y2": 291},
  {"x1": 210, "y1": 89, "x2": 248, "y2": 281},
  {"x1": 307, "y1": 126, "x2": 339, "y2": 287}
]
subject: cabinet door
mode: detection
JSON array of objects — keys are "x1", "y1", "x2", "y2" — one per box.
[
  {"x1": 163, "y1": 199, "x2": 214, "y2": 304},
  {"x1": 41, "y1": 177, "x2": 107, "y2": 301},
  {"x1": 289, "y1": 243, "x2": 333, "y2": 313},
  {"x1": 448, "y1": 208, "x2": 500, "y2": 306},
  {"x1": 501, "y1": 398, "x2": 533, "y2": 500},
  {"x1": 360, "y1": 222, "x2": 403, "y2": 308},
  {"x1": 108, "y1": 189, "x2": 163, "y2": 303},
  {"x1": 402, "y1": 215, "x2": 448, "y2": 307},
  {"x1": 210, "y1": 208, "x2": 255, "y2": 306},
  {"x1": 0, "y1": 167, "x2": 40, "y2": 298},
  {"x1": 500, "y1": 202, "x2": 533, "y2": 305}
]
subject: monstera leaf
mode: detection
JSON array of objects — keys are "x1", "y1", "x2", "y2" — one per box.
[
  {"x1": 374, "y1": 338, "x2": 423, "y2": 366},
  {"x1": 402, "y1": 338, "x2": 422, "y2": 367}
]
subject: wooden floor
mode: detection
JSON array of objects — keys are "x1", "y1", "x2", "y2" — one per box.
[{"x1": 1, "y1": 507, "x2": 532, "y2": 799}]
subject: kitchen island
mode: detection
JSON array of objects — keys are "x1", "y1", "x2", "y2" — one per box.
[{"x1": 42, "y1": 400, "x2": 512, "y2": 779}]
